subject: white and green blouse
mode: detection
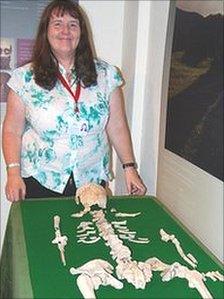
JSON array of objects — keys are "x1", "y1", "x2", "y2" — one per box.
[{"x1": 7, "y1": 60, "x2": 123, "y2": 193}]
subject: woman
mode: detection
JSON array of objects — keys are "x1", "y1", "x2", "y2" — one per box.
[{"x1": 2, "y1": 0, "x2": 146, "y2": 202}]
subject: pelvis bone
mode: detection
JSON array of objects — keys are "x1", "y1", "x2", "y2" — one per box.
[{"x1": 70, "y1": 259, "x2": 123, "y2": 299}]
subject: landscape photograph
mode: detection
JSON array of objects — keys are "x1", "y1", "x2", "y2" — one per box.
[{"x1": 165, "y1": 0, "x2": 223, "y2": 181}]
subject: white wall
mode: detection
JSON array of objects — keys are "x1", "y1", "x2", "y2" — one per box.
[
  {"x1": 80, "y1": 0, "x2": 124, "y2": 66},
  {"x1": 157, "y1": 151, "x2": 224, "y2": 262},
  {"x1": 139, "y1": 1, "x2": 170, "y2": 194},
  {"x1": 114, "y1": 0, "x2": 166, "y2": 195},
  {"x1": 114, "y1": 0, "x2": 139, "y2": 194}
]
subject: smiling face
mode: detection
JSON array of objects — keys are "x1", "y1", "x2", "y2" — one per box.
[{"x1": 47, "y1": 11, "x2": 81, "y2": 62}]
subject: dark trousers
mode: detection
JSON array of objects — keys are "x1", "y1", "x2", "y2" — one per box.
[
  {"x1": 23, "y1": 174, "x2": 106, "y2": 199},
  {"x1": 23, "y1": 173, "x2": 77, "y2": 199}
]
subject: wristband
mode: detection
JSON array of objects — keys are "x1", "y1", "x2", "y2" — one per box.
[
  {"x1": 122, "y1": 162, "x2": 137, "y2": 169},
  {"x1": 6, "y1": 163, "x2": 20, "y2": 170}
]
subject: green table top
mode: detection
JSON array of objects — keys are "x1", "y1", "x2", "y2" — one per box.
[{"x1": 0, "y1": 196, "x2": 223, "y2": 299}]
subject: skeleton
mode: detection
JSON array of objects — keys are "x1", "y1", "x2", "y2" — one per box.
[
  {"x1": 68, "y1": 183, "x2": 222, "y2": 298},
  {"x1": 70, "y1": 259, "x2": 123, "y2": 299},
  {"x1": 52, "y1": 215, "x2": 68, "y2": 266},
  {"x1": 71, "y1": 183, "x2": 107, "y2": 218}
]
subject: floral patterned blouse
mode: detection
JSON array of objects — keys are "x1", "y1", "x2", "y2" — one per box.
[{"x1": 7, "y1": 60, "x2": 123, "y2": 193}]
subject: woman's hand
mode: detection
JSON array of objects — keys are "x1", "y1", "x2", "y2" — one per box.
[
  {"x1": 5, "y1": 174, "x2": 26, "y2": 202},
  {"x1": 124, "y1": 168, "x2": 147, "y2": 196}
]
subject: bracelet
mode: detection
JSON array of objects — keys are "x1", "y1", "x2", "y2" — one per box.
[
  {"x1": 122, "y1": 162, "x2": 137, "y2": 169},
  {"x1": 6, "y1": 163, "x2": 20, "y2": 170}
]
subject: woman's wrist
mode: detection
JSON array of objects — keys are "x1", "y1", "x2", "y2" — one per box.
[
  {"x1": 7, "y1": 171, "x2": 21, "y2": 178},
  {"x1": 6, "y1": 163, "x2": 21, "y2": 177}
]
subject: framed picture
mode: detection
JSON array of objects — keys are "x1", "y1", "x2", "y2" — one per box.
[{"x1": 165, "y1": 0, "x2": 223, "y2": 181}]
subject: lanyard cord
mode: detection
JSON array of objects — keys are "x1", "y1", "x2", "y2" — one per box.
[{"x1": 57, "y1": 72, "x2": 81, "y2": 112}]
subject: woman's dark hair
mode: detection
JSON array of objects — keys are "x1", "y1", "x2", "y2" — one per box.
[{"x1": 32, "y1": 0, "x2": 97, "y2": 90}]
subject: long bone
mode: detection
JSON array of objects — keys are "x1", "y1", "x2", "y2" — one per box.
[
  {"x1": 160, "y1": 228, "x2": 197, "y2": 268},
  {"x1": 52, "y1": 215, "x2": 68, "y2": 266},
  {"x1": 76, "y1": 274, "x2": 96, "y2": 299}
]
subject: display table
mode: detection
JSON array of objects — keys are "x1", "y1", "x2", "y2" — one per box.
[{"x1": 0, "y1": 196, "x2": 223, "y2": 298}]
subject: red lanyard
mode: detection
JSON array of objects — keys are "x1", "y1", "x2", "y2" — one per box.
[{"x1": 57, "y1": 72, "x2": 81, "y2": 113}]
